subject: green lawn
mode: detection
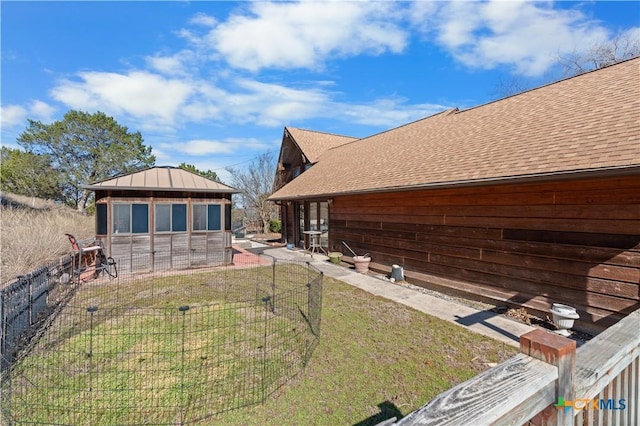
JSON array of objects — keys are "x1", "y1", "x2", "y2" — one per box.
[
  {"x1": 209, "y1": 275, "x2": 516, "y2": 425},
  {"x1": 5, "y1": 268, "x2": 516, "y2": 425}
]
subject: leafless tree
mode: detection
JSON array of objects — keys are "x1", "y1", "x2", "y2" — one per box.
[
  {"x1": 226, "y1": 152, "x2": 278, "y2": 234},
  {"x1": 492, "y1": 31, "x2": 639, "y2": 99},
  {"x1": 557, "y1": 31, "x2": 640, "y2": 76},
  {"x1": 491, "y1": 76, "x2": 533, "y2": 99}
]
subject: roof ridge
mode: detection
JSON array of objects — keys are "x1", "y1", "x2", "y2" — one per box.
[
  {"x1": 285, "y1": 126, "x2": 359, "y2": 140},
  {"x1": 460, "y1": 56, "x2": 640, "y2": 114}
]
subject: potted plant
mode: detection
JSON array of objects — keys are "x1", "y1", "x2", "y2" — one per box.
[
  {"x1": 328, "y1": 252, "x2": 343, "y2": 264},
  {"x1": 353, "y1": 255, "x2": 371, "y2": 273}
]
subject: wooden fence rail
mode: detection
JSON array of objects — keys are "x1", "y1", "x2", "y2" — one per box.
[
  {"x1": 573, "y1": 309, "x2": 639, "y2": 426},
  {"x1": 394, "y1": 309, "x2": 640, "y2": 426}
]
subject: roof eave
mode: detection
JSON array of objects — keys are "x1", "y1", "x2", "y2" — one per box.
[
  {"x1": 268, "y1": 165, "x2": 640, "y2": 201},
  {"x1": 83, "y1": 185, "x2": 239, "y2": 194}
]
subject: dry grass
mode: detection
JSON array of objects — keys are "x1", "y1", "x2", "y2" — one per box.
[{"x1": 1, "y1": 192, "x2": 94, "y2": 282}]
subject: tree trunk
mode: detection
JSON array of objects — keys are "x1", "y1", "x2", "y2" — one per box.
[
  {"x1": 259, "y1": 204, "x2": 269, "y2": 233},
  {"x1": 76, "y1": 190, "x2": 89, "y2": 214}
]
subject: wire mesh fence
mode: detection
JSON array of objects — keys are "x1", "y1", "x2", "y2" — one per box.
[{"x1": 1, "y1": 252, "x2": 323, "y2": 425}]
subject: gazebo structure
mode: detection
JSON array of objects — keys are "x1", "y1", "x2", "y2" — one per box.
[{"x1": 84, "y1": 166, "x2": 238, "y2": 272}]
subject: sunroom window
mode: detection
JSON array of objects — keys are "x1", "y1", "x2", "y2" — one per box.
[
  {"x1": 155, "y1": 204, "x2": 187, "y2": 232},
  {"x1": 192, "y1": 204, "x2": 222, "y2": 231},
  {"x1": 113, "y1": 204, "x2": 148, "y2": 234}
]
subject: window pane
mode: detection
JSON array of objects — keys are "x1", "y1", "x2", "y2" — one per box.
[
  {"x1": 132, "y1": 204, "x2": 149, "y2": 233},
  {"x1": 224, "y1": 204, "x2": 232, "y2": 230},
  {"x1": 320, "y1": 202, "x2": 329, "y2": 231},
  {"x1": 193, "y1": 204, "x2": 207, "y2": 231},
  {"x1": 96, "y1": 204, "x2": 107, "y2": 235},
  {"x1": 113, "y1": 204, "x2": 130, "y2": 234},
  {"x1": 172, "y1": 204, "x2": 187, "y2": 232},
  {"x1": 208, "y1": 204, "x2": 221, "y2": 231},
  {"x1": 320, "y1": 201, "x2": 329, "y2": 246},
  {"x1": 309, "y1": 202, "x2": 318, "y2": 231},
  {"x1": 298, "y1": 203, "x2": 305, "y2": 232},
  {"x1": 155, "y1": 205, "x2": 171, "y2": 232}
]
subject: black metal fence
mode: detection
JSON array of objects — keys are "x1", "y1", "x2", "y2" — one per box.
[
  {"x1": 1, "y1": 252, "x2": 323, "y2": 425},
  {"x1": 0, "y1": 255, "x2": 76, "y2": 373}
]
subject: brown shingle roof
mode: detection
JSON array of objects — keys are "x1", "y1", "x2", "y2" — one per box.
[
  {"x1": 270, "y1": 58, "x2": 640, "y2": 200},
  {"x1": 84, "y1": 166, "x2": 238, "y2": 193},
  {"x1": 286, "y1": 127, "x2": 359, "y2": 163}
]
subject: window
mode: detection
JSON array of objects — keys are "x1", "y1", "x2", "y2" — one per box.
[
  {"x1": 208, "y1": 204, "x2": 221, "y2": 231},
  {"x1": 298, "y1": 202, "x2": 305, "y2": 234},
  {"x1": 113, "y1": 204, "x2": 130, "y2": 234},
  {"x1": 172, "y1": 204, "x2": 187, "y2": 232},
  {"x1": 113, "y1": 203, "x2": 148, "y2": 234},
  {"x1": 193, "y1": 204, "x2": 206, "y2": 231},
  {"x1": 155, "y1": 205, "x2": 171, "y2": 232},
  {"x1": 192, "y1": 203, "x2": 222, "y2": 231},
  {"x1": 155, "y1": 204, "x2": 187, "y2": 232},
  {"x1": 306, "y1": 201, "x2": 328, "y2": 231},
  {"x1": 96, "y1": 204, "x2": 107, "y2": 235},
  {"x1": 309, "y1": 202, "x2": 318, "y2": 231},
  {"x1": 225, "y1": 204, "x2": 232, "y2": 231}
]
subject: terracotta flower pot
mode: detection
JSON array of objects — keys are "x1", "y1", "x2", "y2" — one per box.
[{"x1": 353, "y1": 256, "x2": 371, "y2": 273}]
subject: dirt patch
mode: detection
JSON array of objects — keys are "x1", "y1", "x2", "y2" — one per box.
[{"x1": 249, "y1": 233, "x2": 285, "y2": 246}]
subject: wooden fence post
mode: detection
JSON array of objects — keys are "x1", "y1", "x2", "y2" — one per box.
[{"x1": 520, "y1": 329, "x2": 576, "y2": 426}]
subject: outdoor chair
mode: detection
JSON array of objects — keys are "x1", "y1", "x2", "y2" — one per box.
[{"x1": 65, "y1": 233, "x2": 117, "y2": 282}]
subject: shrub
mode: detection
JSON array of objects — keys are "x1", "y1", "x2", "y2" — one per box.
[{"x1": 269, "y1": 219, "x2": 282, "y2": 233}]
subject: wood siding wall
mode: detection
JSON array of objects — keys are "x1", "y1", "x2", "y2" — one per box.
[{"x1": 329, "y1": 175, "x2": 640, "y2": 334}]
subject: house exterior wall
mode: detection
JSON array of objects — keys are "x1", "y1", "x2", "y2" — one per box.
[
  {"x1": 328, "y1": 175, "x2": 640, "y2": 334},
  {"x1": 94, "y1": 191, "x2": 233, "y2": 272}
]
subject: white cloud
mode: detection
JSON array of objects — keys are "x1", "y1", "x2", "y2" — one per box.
[
  {"x1": 50, "y1": 71, "x2": 193, "y2": 124},
  {"x1": 189, "y1": 12, "x2": 217, "y2": 28},
  {"x1": 160, "y1": 137, "x2": 270, "y2": 157},
  {"x1": 146, "y1": 51, "x2": 196, "y2": 76},
  {"x1": 29, "y1": 100, "x2": 56, "y2": 122},
  {"x1": 337, "y1": 98, "x2": 450, "y2": 128},
  {"x1": 224, "y1": 79, "x2": 331, "y2": 126},
  {"x1": 0, "y1": 101, "x2": 56, "y2": 131},
  {"x1": 39, "y1": 0, "x2": 637, "y2": 140},
  {"x1": 421, "y1": 1, "x2": 613, "y2": 76},
  {"x1": 44, "y1": 62, "x2": 449, "y2": 136},
  {"x1": 190, "y1": 2, "x2": 407, "y2": 72},
  {"x1": 0, "y1": 104, "x2": 28, "y2": 129},
  {"x1": 169, "y1": 139, "x2": 235, "y2": 155}
]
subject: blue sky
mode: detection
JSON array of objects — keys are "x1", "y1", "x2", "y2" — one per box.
[{"x1": 2, "y1": 1, "x2": 638, "y2": 182}]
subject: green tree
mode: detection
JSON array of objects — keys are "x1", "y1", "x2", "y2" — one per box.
[
  {"x1": 0, "y1": 147, "x2": 62, "y2": 199},
  {"x1": 17, "y1": 110, "x2": 155, "y2": 213},
  {"x1": 226, "y1": 152, "x2": 277, "y2": 234},
  {"x1": 178, "y1": 162, "x2": 222, "y2": 183}
]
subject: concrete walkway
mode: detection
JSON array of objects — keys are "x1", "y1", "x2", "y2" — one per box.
[{"x1": 262, "y1": 247, "x2": 535, "y2": 348}]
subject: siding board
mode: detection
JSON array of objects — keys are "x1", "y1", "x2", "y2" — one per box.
[
  {"x1": 327, "y1": 175, "x2": 640, "y2": 333},
  {"x1": 337, "y1": 204, "x2": 640, "y2": 220}
]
